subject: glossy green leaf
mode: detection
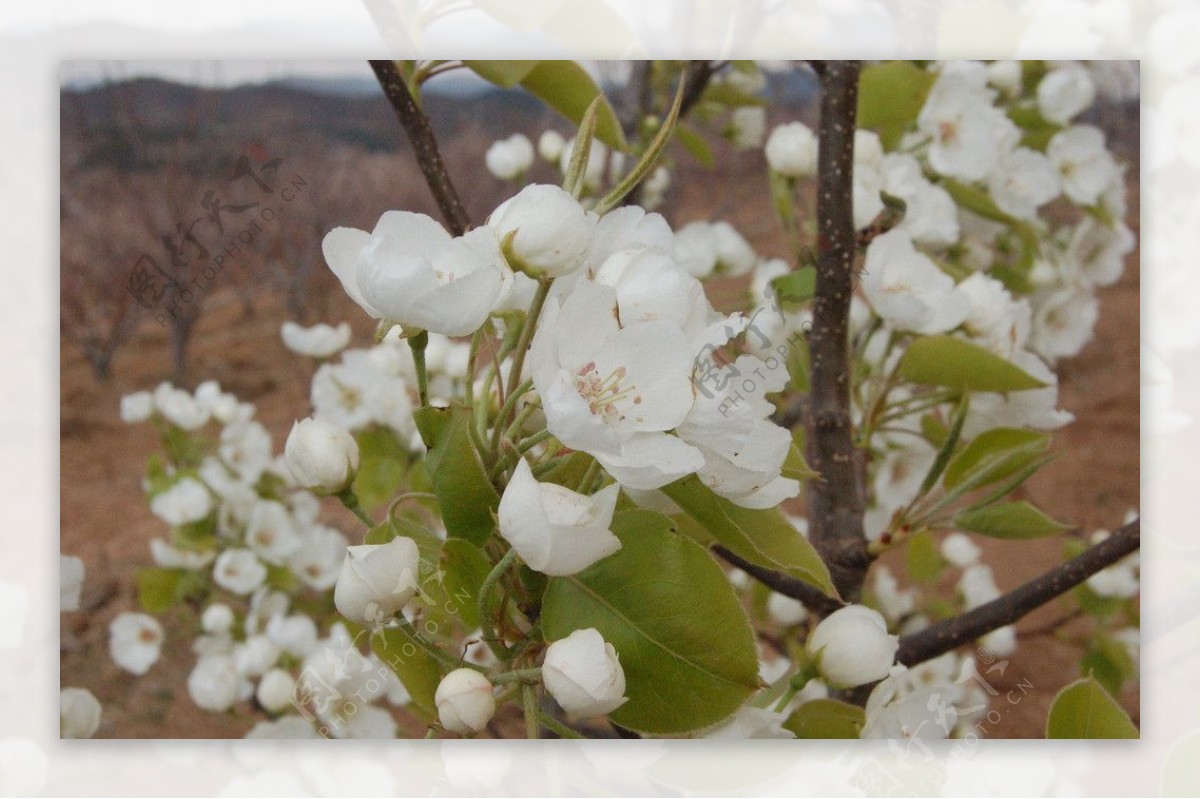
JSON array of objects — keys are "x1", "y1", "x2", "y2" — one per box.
[
  {"x1": 462, "y1": 60, "x2": 540, "y2": 88},
  {"x1": 371, "y1": 626, "x2": 442, "y2": 717},
  {"x1": 135, "y1": 567, "x2": 192, "y2": 613},
  {"x1": 433, "y1": 539, "x2": 491, "y2": 629},
  {"x1": 943, "y1": 428, "x2": 1051, "y2": 491},
  {"x1": 921, "y1": 412, "x2": 949, "y2": 448},
  {"x1": 661, "y1": 475, "x2": 837, "y2": 597},
  {"x1": 542, "y1": 509, "x2": 760, "y2": 734},
  {"x1": 1081, "y1": 633, "x2": 1135, "y2": 696},
  {"x1": 906, "y1": 529, "x2": 945, "y2": 584},
  {"x1": 897, "y1": 335, "x2": 1047, "y2": 393},
  {"x1": 675, "y1": 125, "x2": 715, "y2": 168},
  {"x1": 1046, "y1": 676, "x2": 1138, "y2": 738},
  {"x1": 784, "y1": 698, "x2": 866, "y2": 738},
  {"x1": 771, "y1": 267, "x2": 817, "y2": 309},
  {"x1": 538, "y1": 451, "x2": 595, "y2": 492},
  {"x1": 518, "y1": 61, "x2": 627, "y2": 151},
  {"x1": 953, "y1": 501, "x2": 1070, "y2": 540},
  {"x1": 412, "y1": 405, "x2": 499, "y2": 547},
  {"x1": 352, "y1": 427, "x2": 408, "y2": 513},
  {"x1": 857, "y1": 61, "x2": 936, "y2": 149},
  {"x1": 702, "y1": 81, "x2": 767, "y2": 107}
]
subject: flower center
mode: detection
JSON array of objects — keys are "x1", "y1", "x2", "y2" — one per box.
[
  {"x1": 574, "y1": 361, "x2": 642, "y2": 419},
  {"x1": 938, "y1": 119, "x2": 959, "y2": 146}
]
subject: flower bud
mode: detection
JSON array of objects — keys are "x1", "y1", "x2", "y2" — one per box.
[
  {"x1": 256, "y1": 668, "x2": 297, "y2": 713},
  {"x1": 284, "y1": 417, "x2": 359, "y2": 493},
  {"x1": 538, "y1": 129, "x2": 566, "y2": 163},
  {"x1": 805, "y1": 605, "x2": 898, "y2": 688},
  {"x1": 542, "y1": 628, "x2": 627, "y2": 717},
  {"x1": 201, "y1": 602, "x2": 235, "y2": 634},
  {"x1": 488, "y1": 184, "x2": 595, "y2": 277},
  {"x1": 485, "y1": 133, "x2": 534, "y2": 181},
  {"x1": 333, "y1": 537, "x2": 421, "y2": 625},
  {"x1": 435, "y1": 668, "x2": 496, "y2": 735},
  {"x1": 188, "y1": 654, "x2": 242, "y2": 712},
  {"x1": 497, "y1": 459, "x2": 621, "y2": 576},
  {"x1": 60, "y1": 687, "x2": 102, "y2": 739},
  {"x1": 765, "y1": 121, "x2": 818, "y2": 178}
]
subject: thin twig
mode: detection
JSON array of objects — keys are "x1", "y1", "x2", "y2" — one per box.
[
  {"x1": 896, "y1": 519, "x2": 1140, "y2": 666},
  {"x1": 369, "y1": 60, "x2": 471, "y2": 235},
  {"x1": 713, "y1": 545, "x2": 845, "y2": 618},
  {"x1": 805, "y1": 61, "x2": 871, "y2": 602}
]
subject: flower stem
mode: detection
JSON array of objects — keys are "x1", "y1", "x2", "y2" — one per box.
[
  {"x1": 522, "y1": 683, "x2": 540, "y2": 739},
  {"x1": 501, "y1": 278, "x2": 552, "y2": 431},
  {"x1": 491, "y1": 667, "x2": 543, "y2": 685},
  {"x1": 336, "y1": 488, "x2": 374, "y2": 528},
  {"x1": 538, "y1": 711, "x2": 585, "y2": 739},
  {"x1": 490, "y1": 377, "x2": 533, "y2": 462},
  {"x1": 409, "y1": 330, "x2": 430, "y2": 407},
  {"x1": 477, "y1": 548, "x2": 518, "y2": 659}
]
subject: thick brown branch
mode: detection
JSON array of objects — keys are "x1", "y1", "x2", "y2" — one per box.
[
  {"x1": 897, "y1": 519, "x2": 1140, "y2": 666},
  {"x1": 805, "y1": 61, "x2": 870, "y2": 601},
  {"x1": 369, "y1": 60, "x2": 471, "y2": 236},
  {"x1": 713, "y1": 545, "x2": 845, "y2": 617}
]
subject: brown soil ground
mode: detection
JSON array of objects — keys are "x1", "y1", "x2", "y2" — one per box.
[{"x1": 60, "y1": 142, "x2": 1140, "y2": 741}]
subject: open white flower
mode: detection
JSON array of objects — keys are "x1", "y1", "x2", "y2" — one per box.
[
  {"x1": 487, "y1": 184, "x2": 596, "y2": 277},
  {"x1": 256, "y1": 668, "x2": 297, "y2": 713},
  {"x1": 154, "y1": 383, "x2": 210, "y2": 430},
  {"x1": 957, "y1": 272, "x2": 1032, "y2": 358},
  {"x1": 119, "y1": 391, "x2": 154, "y2": 424},
  {"x1": 729, "y1": 106, "x2": 767, "y2": 149},
  {"x1": 861, "y1": 665, "x2": 950, "y2": 740},
  {"x1": 806, "y1": 605, "x2": 898, "y2": 688},
  {"x1": 767, "y1": 592, "x2": 809, "y2": 627},
  {"x1": 284, "y1": 417, "x2": 360, "y2": 493},
  {"x1": 435, "y1": 668, "x2": 496, "y2": 735},
  {"x1": 245, "y1": 501, "x2": 301, "y2": 566},
  {"x1": 881, "y1": 153, "x2": 959, "y2": 246},
  {"x1": 219, "y1": 420, "x2": 273, "y2": 484},
  {"x1": 917, "y1": 61, "x2": 1018, "y2": 182},
  {"x1": 860, "y1": 230, "x2": 970, "y2": 334},
  {"x1": 150, "y1": 477, "x2": 213, "y2": 527},
  {"x1": 963, "y1": 349, "x2": 1074, "y2": 436},
  {"x1": 1030, "y1": 288, "x2": 1099, "y2": 361},
  {"x1": 485, "y1": 133, "x2": 534, "y2": 181},
  {"x1": 213, "y1": 549, "x2": 268, "y2": 596},
  {"x1": 1066, "y1": 217, "x2": 1134, "y2": 288},
  {"x1": 987, "y1": 147, "x2": 1060, "y2": 221},
  {"x1": 941, "y1": 532, "x2": 982, "y2": 567},
  {"x1": 498, "y1": 459, "x2": 621, "y2": 576},
  {"x1": 765, "y1": 121, "x2": 818, "y2": 178},
  {"x1": 149, "y1": 538, "x2": 215, "y2": 570},
  {"x1": 671, "y1": 221, "x2": 719, "y2": 279},
  {"x1": 188, "y1": 654, "x2": 243, "y2": 712},
  {"x1": 1037, "y1": 63, "x2": 1096, "y2": 125},
  {"x1": 323, "y1": 211, "x2": 513, "y2": 336},
  {"x1": 1047, "y1": 125, "x2": 1118, "y2": 206},
  {"x1": 201, "y1": 603, "x2": 235, "y2": 635},
  {"x1": 711, "y1": 221, "x2": 757, "y2": 276},
  {"x1": 61, "y1": 687, "x2": 102, "y2": 738},
  {"x1": 333, "y1": 537, "x2": 421, "y2": 625},
  {"x1": 109, "y1": 612, "x2": 164, "y2": 675},
  {"x1": 290, "y1": 524, "x2": 349, "y2": 592},
  {"x1": 281, "y1": 320, "x2": 352, "y2": 359},
  {"x1": 530, "y1": 278, "x2": 703, "y2": 490},
  {"x1": 542, "y1": 628, "x2": 627, "y2": 717},
  {"x1": 538, "y1": 129, "x2": 566, "y2": 163}
]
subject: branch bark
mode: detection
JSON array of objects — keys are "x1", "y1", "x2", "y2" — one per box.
[
  {"x1": 897, "y1": 519, "x2": 1140, "y2": 666},
  {"x1": 713, "y1": 545, "x2": 845, "y2": 617},
  {"x1": 369, "y1": 60, "x2": 472, "y2": 236},
  {"x1": 805, "y1": 60, "x2": 871, "y2": 602}
]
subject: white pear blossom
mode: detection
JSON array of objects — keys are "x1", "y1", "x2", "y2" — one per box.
[
  {"x1": 958, "y1": 272, "x2": 1032, "y2": 358},
  {"x1": 1086, "y1": 530, "x2": 1140, "y2": 598},
  {"x1": 284, "y1": 417, "x2": 360, "y2": 493},
  {"x1": 542, "y1": 628, "x2": 628, "y2": 717},
  {"x1": 872, "y1": 565, "x2": 916, "y2": 624},
  {"x1": 154, "y1": 383, "x2": 210, "y2": 430},
  {"x1": 861, "y1": 230, "x2": 970, "y2": 334},
  {"x1": 557, "y1": 138, "x2": 607, "y2": 192},
  {"x1": 188, "y1": 654, "x2": 243, "y2": 712},
  {"x1": 711, "y1": 221, "x2": 757, "y2": 276},
  {"x1": 109, "y1": 612, "x2": 164, "y2": 675},
  {"x1": 980, "y1": 625, "x2": 1017, "y2": 656},
  {"x1": 219, "y1": 420, "x2": 273, "y2": 484},
  {"x1": 671, "y1": 222, "x2": 719, "y2": 279},
  {"x1": 729, "y1": 106, "x2": 767, "y2": 149},
  {"x1": 538, "y1": 129, "x2": 566, "y2": 163},
  {"x1": 245, "y1": 501, "x2": 301, "y2": 566},
  {"x1": 119, "y1": 391, "x2": 154, "y2": 423},
  {"x1": 61, "y1": 555, "x2": 84, "y2": 612},
  {"x1": 485, "y1": 133, "x2": 534, "y2": 180},
  {"x1": 941, "y1": 532, "x2": 982, "y2": 567},
  {"x1": 958, "y1": 563, "x2": 1001, "y2": 609},
  {"x1": 987, "y1": 147, "x2": 1060, "y2": 220},
  {"x1": 332, "y1": 704, "x2": 399, "y2": 739},
  {"x1": 256, "y1": 668, "x2": 297, "y2": 713},
  {"x1": 333, "y1": 537, "x2": 421, "y2": 625},
  {"x1": 765, "y1": 121, "x2": 818, "y2": 178},
  {"x1": 266, "y1": 613, "x2": 319, "y2": 658},
  {"x1": 963, "y1": 350, "x2": 1074, "y2": 436},
  {"x1": 245, "y1": 716, "x2": 322, "y2": 739},
  {"x1": 323, "y1": 210, "x2": 513, "y2": 336},
  {"x1": 1030, "y1": 288, "x2": 1099, "y2": 361},
  {"x1": 435, "y1": 668, "x2": 496, "y2": 735},
  {"x1": 861, "y1": 664, "x2": 950, "y2": 740},
  {"x1": 290, "y1": 524, "x2": 350, "y2": 592},
  {"x1": 149, "y1": 538, "x2": 215, "y2": 570},
  {"x1": 281, "y1": 321, "x2": 352, "y2": 359},
  {"x1": 530, "y1": 278, "x2": 703, "y2": 490},
  {"x1": 1066, "y1": 217, "x2": 1134, "y2": 288},
  {"x1": 150, "y1": 477, "x2": 213, "y2": 526},
  {"x1": 917, "y1": 61, "x2": 1018, "y2": 182},
  {"x1": 881, "y1": 153, "x2": 959, "y2": 246},
  {"x1": 497, "y1": 459, "x2": 621, "y2": 576},
  {"x1": 703, "y1": 706, "x2": 794, "y2": 739},
  {"x1": 987, "y1": 60, "x2": 1023, "y2": 97},
  {"x1": 213, "y1": 549, "x2": 268, "y2": 596},
  {"x1": 60, "y1": 688, "x2": 102, "y2": 739},
  {"x1": 854, "y1": 132, "x2": 886, "y2": 230},
  {"x1": 806, "y1": 605, "x2": 899, "y2": 688},
  {"x1": 1047, "y1": 125, "x2": 1118, "y2": 206},
  {"x1": 487, "y1": 184, "x2": 596, "y2": 277},
  {"x1": 767, "y1": 592, "x2": 809, "y2": 627},
  {"x1": 201, "y1": 603, "x2": 235, "y2": 635},
  {"x1": 1037, "y1": 63, "x2": 1096, "y2": 125}
]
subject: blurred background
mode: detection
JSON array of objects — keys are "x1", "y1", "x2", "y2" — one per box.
[{"x1": 59, "y1": 60, "x2": 1139, "y2": 737}]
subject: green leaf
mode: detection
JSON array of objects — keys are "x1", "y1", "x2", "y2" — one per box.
[
  {"x1": 462, "y1": 60, "x2": 540, "y2": 88},
  {"x1": 352, "y1": 427, "x2": 408, "y2": 513},
  {"x1": 906, "y1": 529, "x2": 945, "y2": 583},
  {"x1": 953, "y1": 501, "x2": 1070, "y2": 540},
  {"x1": 1073, "y1": 583, "x2": 1123, "y2": 619},
  {"x1": 432, "y1": 539, "x2": 491, "y2": 629},
  {"x1": 918, "y1": 396, "x2": 969, "y2": 495},
  {"x1": 921, "y1": 412, "x2": 949, "y2": 448},
  {"x1": 943, "y1": 428, "x2": 1051, "y2": 491},
  {"x1": 675, "y1": 125, "x2": 715, "y2": 168},
  {"x1": 371, "y1": 626, "x2": 441, "y2": 717},
  {"x1": 135, "y1": 567, "x2": 193, "y2": 613},
  {"x1": 515, "y1": 61, "x2": 627, "y2": 151},
  {"x1": 562, "y1": 95, "x2": 604, "y2": 198},
  {"x1": 1081, "y1": 633, "x2": 1135, "y2": 696},
  {"x1": 537, "y1": 451, "x2": 595, "y2": 492},
  {"x1": 542, "y1": 509, "x2": 760, "y2": 734},
  {"x1": 770, "y1": 267, "x2": 816, "y2": 309},
  {"x1": 784, "y1": 698, "x2": 866, "y2": 738},
  {"x1": 781, "y1": 433, "x2": 819, "y2": 482},
  {"x1": 702, "y1": 81, "x2": 767, "y2": 108},
  {"x1": 897, "y1": 335, "x2": 1047, "y2": 393},
  {"x1": 661, "y1": 475, "x2": 837, "y2": 598},
  {"x1": 597, "y1": 72, "x2": 686, "y2": 213},
  {"x1": 1046, "y1": 676, "x2": 1138, "y2": 738},
  {"x1": 412, "y1": 405, "x2": 500, "y2": 547},
  {"x1": 857, "y1": 61, "x2": 936, "y2": 150}
]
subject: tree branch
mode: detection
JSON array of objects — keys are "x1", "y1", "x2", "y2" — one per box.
[
  {"x1": 713, "y1": 545, "x2": 845, "y2": 617},
  {"x1": 805, "y1": 60, "x2": 871, "y2": 602},
  {"x1": 897, "y1": 519, "x2": 1140, "y2": 666},
  {"x1": 369, "y1": 59, "x2": 472, "y2": 236}
]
